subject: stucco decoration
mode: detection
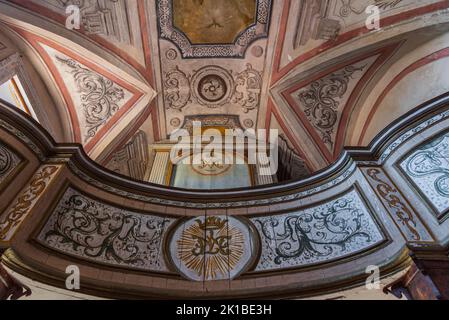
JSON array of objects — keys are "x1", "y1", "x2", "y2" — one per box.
[
  {"x1": 252, "y1": 188, "x2": 385, "y2": 271},
  {"x1": 38, "y1": 188, "x2": 175, "y2": 272},
  {"x1": 401, "y1": 131, "x2": 449, "y2": 220},
  {"x1": 168, "y1": 216, "x2": 256, "y2": 281},
  {"x1": 0, "y1": 142, "x2": 21, "y2": 186},
  {"x1": 157, "y1": 0, "x2": 272, "y2": 58}
]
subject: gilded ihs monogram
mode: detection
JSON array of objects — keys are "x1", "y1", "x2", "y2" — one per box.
[{"x1": 170, "y1": 216, "x2": 254, "y2": 281}]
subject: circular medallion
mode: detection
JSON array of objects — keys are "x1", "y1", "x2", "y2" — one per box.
[
  {"x1": 170, "y1": 117, "x2": 181, "y2": 128},
  {"x1": 197, "y1": 75, "x2": 227, "y2": 102},
  {"x1": 243, "y1": 119, "x2": 254, "y2": 128},
  {"x1": 167, "y1": 216, "x2": 257, "y2": 281},
  {"x1": 191, "y1": 66, "x2": 234, "y2": 107},
  {"x1": 165, "y1": 48, "x2": 178, "y2": 60},
  {"x1": 251, "y1": 45, "x2": 264, "y2": 57}
]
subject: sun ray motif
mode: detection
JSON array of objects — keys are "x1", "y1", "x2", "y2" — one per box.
[{"x1": 176, "y1": 216, "x2": 245, "y2": 280}]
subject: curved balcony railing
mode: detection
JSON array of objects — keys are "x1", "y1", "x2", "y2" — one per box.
[{"x1": 1, "y1": 93, "x2": 449, "y2": 298}]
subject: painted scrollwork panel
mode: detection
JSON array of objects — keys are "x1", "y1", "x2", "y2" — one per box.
[
  {"x1": 163, "y1": 64, "x2": 262, "y2": 112},
  {"x1": 164, "y1": 66, "x2": 191, "y2": 111},
  {"x1": 232, "y1": 64, "x2": 262, "y2": 113},
  {"x1": 251, "y1": 188, "x2": 385, "y2": 271},
  {"x1": 37, "y1": 188, "x2": 175, "y2": 272},
  {"x1": 401, "y1": 132, "x2": 449, "y2": 218},
  {"x1": 296, "y1": 63, "x2": 367, "y2": 149},
  {"x1": 0, "y1": 142, "x2": 21, "y2": 186},
  {"x1": 0, "y1": 165, "x2": 61, "y2": 242},
  {"x1": 55, "y1": 55, "x2": 130, "y2": 141},
  {"x1": 362, "y1": 167, "x2": 433, "y2": 242}
]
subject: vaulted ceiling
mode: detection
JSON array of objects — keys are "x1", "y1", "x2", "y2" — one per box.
[{"x1": 0, "y1": 0, "x2": 448, "y2": 174}]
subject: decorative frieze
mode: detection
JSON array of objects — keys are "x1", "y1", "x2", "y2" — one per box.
[
  {"x1": 54, "y1": 0, "x2": 132, "y2": 44},
  {"x1": 251, "y1": 188, "x2": 385, "y2": 271},
  {"x1": 37, "y1": 187, "x2": 174, "y2": 272},
  {"x1": 293, "y1": 0, "x2": 341, "y2": 49}
]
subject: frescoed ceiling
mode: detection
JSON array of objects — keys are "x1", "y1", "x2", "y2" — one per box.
[
  {"x1": 0, "y1": 0, "x2": 448, "y2": 176},
  {"x1": 172, "y1": 0, "x2": 257, "y2": 44}
]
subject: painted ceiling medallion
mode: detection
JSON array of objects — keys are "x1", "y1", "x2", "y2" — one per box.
[
  {"x1": 191, "y1": 66, "x2": 234, "y2": 107},
  {"x1": 157, "y1": 0, "x2": 272, "y2": 58},
  {"x1": 168, "y1": 216, "x2": 257, "y2": 281},
  {"x1": 197, "y1": 75, "x2": 228, "y2": 103}
]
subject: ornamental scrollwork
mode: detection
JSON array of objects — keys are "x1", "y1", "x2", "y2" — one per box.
[
  {"x1": 0, "y1": 165, "x2": 60, "y2": 241},
  {"x1": 40, "y1": 189, "x2": 171, "y2": 270},
  {"x1": 298, "y1": 65, "x2": 366, "y2": 148},
  {"x1": 405, "y1": 134, "x2": 449, "y2": 198},
  {"x1": 164, "y1": 66, "x2": 191, "y2": 110},
  {"x1": 255, "y1": 195, "x2": 379, "y2": 266},
  {"x1": 364, "y1": 168, "x2": 422, "y2": 241},
  {"x1": 232, "y1": 64, "x2": 262, "y2": 113},
  {"x1": 56, "y1": 56, "x2": 125, "y2": 139},
  {"x1": 164, "y1": 64, "x2": 263, "y2": 112},
  {"x1": 0, "y1": 143, "x2": 21, "y2": 186},
  {"x1": 0, "y1": 144, "x2": 14, "y2": 176}
]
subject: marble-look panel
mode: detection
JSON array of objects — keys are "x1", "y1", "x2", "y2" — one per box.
[
  {"x1": 251, "y1": 188, "x2": 385, "y2": 271},
  {"x1": 37, "y1": 187, "x2": 175, "y2": 272},
  {"x1": 400, "y1": 131, "x2": 449, "y2": 218}
]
